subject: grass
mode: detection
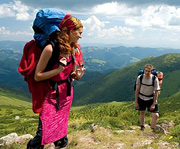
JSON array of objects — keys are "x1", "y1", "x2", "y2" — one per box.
[{"x1": 0, "y1": 90, "x2": 180, "y2": 148}]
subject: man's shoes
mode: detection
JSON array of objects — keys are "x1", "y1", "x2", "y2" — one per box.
[{"x1": 140, "y1": 125, "x2": 145, "y2": 131}]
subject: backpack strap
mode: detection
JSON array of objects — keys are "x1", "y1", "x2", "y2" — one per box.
[
  {"x1": 138, "y1": 74, "x2": 143, "y2": 91},
  {"x1": 152, "y1": 75, "x2": 156, "y2": 86},
  {"x1": 139, "y1": 74, "x2": 143, "y2": 84},
  {"x1": 44, "y1": 40, "x2": 60, "y2": 71},
  {"x1": 139, "y1": 92, "x2": 154, "y2": 97}
]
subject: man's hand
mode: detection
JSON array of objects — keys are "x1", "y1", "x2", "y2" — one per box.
[
  {"x1": 150, "y1": 103, "x2": 155, "y2": 111},
  {"x1": 135, "y1": 102, "x2": 139, "y2": 110}
]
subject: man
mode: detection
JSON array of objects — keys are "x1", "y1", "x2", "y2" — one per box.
[{"x1": 135, "y1": 64, "x2": 160, "y2": 131}]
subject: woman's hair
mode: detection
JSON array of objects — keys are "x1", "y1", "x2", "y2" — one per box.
[
  {"x1": 57, "y1": 14, "x2": 83, "y2": 54},
  {"x1": 144, "y1": 64, "x2": 154, "y2": 70}
]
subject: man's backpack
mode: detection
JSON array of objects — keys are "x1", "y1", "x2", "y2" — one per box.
[{"x1": 18, "y1": 8, "x2": 65, "y2": 113}]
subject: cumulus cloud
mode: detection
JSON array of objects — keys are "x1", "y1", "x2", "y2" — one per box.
[
  {"x1": 125, "y1": 5, "x2": 180, "y2": 31},
  {"x1": 0, "y1": 26, "x2": 10, "y2": 35},
  {"x1": 82, "y1": 15, "x2": 133, "y2": 42},
  {"x1": 13, "y1": 0, "x2": 30, "y2": 20},
  {"x1": 0, "y1": 26, "x2": 32, "y2": 39},
  {"x1": 82, "y1": 15, "x2": 105, "y2": 37},
  {"x1": 0, "y1": 3, "x2": 15, "y2": 17},
  {"x1": 99, "y1": 26, "x2": 134, "y2": 39},
  {"x1": 18, "y1": 0, "x2": 180, "y2": 12},
  {"x1": 0, "y1": 0, "x2": 32, "y2": 21},
  {"x1": 92, "y1": 2, "x2": 140, "y2": 16},
  {"x1": 0, "y1": 0, "x2": 179, "y2": 48}
]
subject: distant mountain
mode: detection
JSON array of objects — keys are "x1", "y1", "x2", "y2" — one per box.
[
  {"x1": 73, "y1": 53, "x2": 180, "y2": 106},
  {"x1": 0, "y1": 40, "x2": 25, "y2": 52},
  {"x1": 0, "y1": 40, "x2": 180, "y2": 99},
  {"x1": 0, "y1": 46, "x2": 29, "y2": 96},
  {"x1": 1, "y1": 40, "x2": 180, "y2": 73},
  {"x1": 82, "y1": 46, "x2": 180, "y2": 72}
]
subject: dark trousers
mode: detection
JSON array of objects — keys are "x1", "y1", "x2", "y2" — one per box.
[{"x1": 27, "y1": 118, "x2": 68, "y2": 149}]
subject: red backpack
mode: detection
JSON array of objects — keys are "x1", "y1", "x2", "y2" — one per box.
[{"x1": 18, "y1": 40, "x2": 60, "y2": 113}]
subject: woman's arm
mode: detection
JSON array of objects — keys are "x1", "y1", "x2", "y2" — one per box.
[{"x1": 34, "y1": 44, "x2": 64, "y2": 81}]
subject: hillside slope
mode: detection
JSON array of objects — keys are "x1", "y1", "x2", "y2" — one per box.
[
  {"x1": 0, "y1": 90, "x2": 179, "y2": 148},
  {"x1": 73, "y1": 53, "x2": 180, "y2": 106}
]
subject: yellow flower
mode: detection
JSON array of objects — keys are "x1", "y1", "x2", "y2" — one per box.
[{"x1": 169, "y1": 136, "x2": 173, "y2": 139}]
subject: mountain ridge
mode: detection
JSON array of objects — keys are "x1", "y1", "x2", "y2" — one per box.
[{"x1": 73, "y1": 53, "x2": 180, "y2": 106}]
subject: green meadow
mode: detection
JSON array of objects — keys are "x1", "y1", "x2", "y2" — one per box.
[{"x1": 0, "y1": 88, "x2": 179, "y2": 148}]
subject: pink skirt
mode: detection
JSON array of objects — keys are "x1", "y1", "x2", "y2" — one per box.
[{"x1": 40, "y1": 83, "x2": 73, "y2": 145}]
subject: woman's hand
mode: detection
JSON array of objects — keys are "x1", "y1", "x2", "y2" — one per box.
[
  {"x1": 57, "y1": 57, "x2": 67, "y2": 73},
  {"x1": 75, "y1": 65, "x2": 85, "y2": 80}
]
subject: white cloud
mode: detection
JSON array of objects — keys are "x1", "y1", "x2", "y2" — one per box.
[
  {"x1": 82, "y1": 15, "x2": 134, "y2": 42},
  {"x1": 16, "y1": 12, "x2": 30, "y2": 21},
  {"x1": 0, "y1": 0, "x2": 32, "y2": 21},
  {"x1": 0, "y1": 26, "x2": 10, "y2": 35},
  {"x1": 125, "y1": 18, "x2": 140, "y2": 26},
  {"x1": 92, "y1": 2, "x2": 140, "y2": 16},
  {"x1": 0, "y1": 3, "x2": 15, "y2": 17},
  {"x1": 81, "y1": 15, "x2": 106, "y2": 37},
  {"x1": 100, "y1": 26, "x2": 134, "y2": 39},
  {"x1": 0, "y1": 1, "x2": 179, "y2": 48},
  {"x1": 0, "y1": 26, "x2": 32, "y2": 40},
  {"x1": 13, "y1": 0, "x2": 30, "y2": 20},
  {"x1": 125, "y1": 5, "x2": 180, "y2": 31}
]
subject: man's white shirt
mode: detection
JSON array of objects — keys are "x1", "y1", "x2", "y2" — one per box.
[{"x1": 136, "y1": 74, "x2": 160, "y2": 101}]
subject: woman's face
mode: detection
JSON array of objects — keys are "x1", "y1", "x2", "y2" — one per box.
[{"x1": 69, "y1": 27, "x2": 83, "y2": 44}]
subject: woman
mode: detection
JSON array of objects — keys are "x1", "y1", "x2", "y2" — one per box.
[{"x1": 27, "y1": 14, "x2": 84, "y2": 149}]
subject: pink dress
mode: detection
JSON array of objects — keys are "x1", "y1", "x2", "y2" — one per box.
[{"x1": 40, "y1": 56, "x2": 74, "y2": 145}]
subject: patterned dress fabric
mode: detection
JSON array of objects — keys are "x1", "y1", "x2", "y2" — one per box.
[{"x1": 40, "y1": 56, "x2": 73, "y2": 145}]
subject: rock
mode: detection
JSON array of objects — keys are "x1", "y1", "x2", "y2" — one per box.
[
  {"x1": 0, "y1": 133, "x2": 18, "y2": 146},
  {"x1": 161, "y1": 120, "x2": 175, "y2": 132},
  {"x1": 15, "y1": 116, "x2": 20, "y2": 120},
  {"x1": 132, "y1": 139, "x2": 153, "y2": 147},
  {"x1": 0, "y1": 133, "x2": 33, "y2": 147},
  {"x1": 15, "y1": 134, "x2": 33, "y2": 144},
  {"x1": 153, "y1": 125, "x2": 166, "y2": 134},
  {"x1": 90, "y1": 123, "x2": 95, "y2": 132},
  {"x1": 157, "y1": 141, "x2": 170, "y2": 146},
  {"x1": 116, "y1": 130, "x2": 125, "y2": 133},
  {"x1": 116, "y1": 130, "x2": 136, "y2": 134},
  {"x1": 90, "y1": 123, "x2": 99, "y2": 133},
  {"x1": 45, "y1": 143, "x2": 55, "y2": 149},
  {"x1": 116, "y1": 143, "x2": 124, "y2": 149},
  {"x1": 144, "y1": 124, "x2": 151, "y2": 128},
  {"x1": 168, "y1": 121, "x2": 175, "y2": 127}
]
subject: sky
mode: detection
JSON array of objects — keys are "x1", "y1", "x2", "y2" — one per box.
[{"x1": 0, "y1": 0, "x2": 180, "y2": 49}]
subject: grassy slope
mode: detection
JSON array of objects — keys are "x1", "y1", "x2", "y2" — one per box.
[
  {"x1": 0, "y1": 88, "x2": 31, "y2": 107},
  {"x1": 0, "y1": 88, "x2": 37, "y2": 138},
  {"x1": 73, "y1": 53, "x2": 180, "y2": 106},
  {"x1": 0, "y1": 90, "x2": 179, "y2": 148}
]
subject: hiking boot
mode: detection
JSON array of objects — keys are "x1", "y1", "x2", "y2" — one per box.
[{"x1": 140, "y1": 125, "x2": 145, "y2": 131}]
